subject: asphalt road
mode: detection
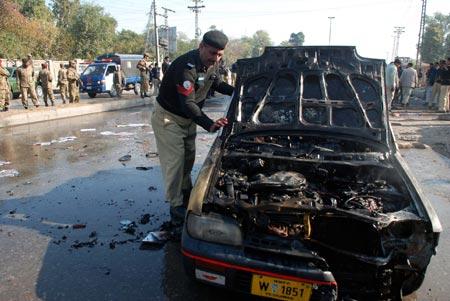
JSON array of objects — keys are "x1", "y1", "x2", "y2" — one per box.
[{"x1": 0, "y1": 97, "x2": 449, "y2": 301}]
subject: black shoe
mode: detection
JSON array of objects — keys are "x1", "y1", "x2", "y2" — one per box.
[
  {"x1": 170, "y1": 205, "x2": 186, "y2": 224},
  {"x1": 24, "y1": 106, "x2": 28, "y2": 109},
  {"x1": 3, "y1": 107, "x2": 8, "y2": 112}
]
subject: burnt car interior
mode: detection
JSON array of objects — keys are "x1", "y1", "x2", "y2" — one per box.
[{"x1": 185, "y1": 47, "x2": 440, "y2": 300}]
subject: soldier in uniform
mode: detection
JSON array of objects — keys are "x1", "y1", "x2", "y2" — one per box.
[
  {"x1": 151, "y1": 30, "x2": 234, "y2": 224},
  {"x1": 67, "y1": 60, "x2": 80, "y2": 103},
  {"x1": 17, "y1": 58, "x2": 39, "y2": 109},
  {"x1": 137, "y1": 53, "x2": 150, "y2": 98},
  {"x1": 113, "y1": 65, "x2": 125, "y2": 98},
  {"x1": 57, "y1": 63, "x2": 68, "y2": 104},
  {"x1": 0, "y1": 58, "x2": 10, "y2": 111},
  {"x1": 38, "y1": 63, "x2": 55, "y2": 106}
]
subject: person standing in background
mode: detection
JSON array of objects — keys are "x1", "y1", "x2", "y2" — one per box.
[
  {"x1": 38, "y1": 63, "x2": 55, "y2": 106},
  {"x1": 57, "y1": 63, "x2": 68, "y2": 104}
]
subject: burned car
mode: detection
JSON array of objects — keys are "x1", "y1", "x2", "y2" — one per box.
[{"x1": 181, "y1": 46, "x2": 442, "y2": 301}]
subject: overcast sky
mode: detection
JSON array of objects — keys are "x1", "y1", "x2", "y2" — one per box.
[{"x1": 87, "y1": 0, "x2": 449, "y2": 61}]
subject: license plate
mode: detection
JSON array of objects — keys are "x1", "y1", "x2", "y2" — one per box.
[{"x1": 251, "y1": 274, "x2": 312, "y2": 301}]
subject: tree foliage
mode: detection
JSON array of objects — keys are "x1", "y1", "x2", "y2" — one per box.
[
  {"x1": 113, "y1": 30, "x2": 146, "y2": 54},
  {"x1": 421, "y1": 13, "x2": 450, "y2": 63}
]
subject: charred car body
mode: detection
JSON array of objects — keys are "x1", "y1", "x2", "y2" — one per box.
[{"x1": 181, "y1": 46, "x2": 442, "y2": 301}]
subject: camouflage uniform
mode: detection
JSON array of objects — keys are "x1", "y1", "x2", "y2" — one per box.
[
  {"x1": 58, "y1": 66, "x2": 68, "y2": 104},
  {"x1": 38, "y1": 68, "x2": 55, "y2": 106},
  {"x1": 137, "y1": 54, "x2": 150, "y2": 97},
  {"x1": 17, "y1": 61, "x2": 39, "y2": 108},
  {"x1": 67, "y1": 61, "x2": 80, "y2": 103},
  {"x1": 0, "y1": 65, "x2": 10, "y2": 111},
  {"x1": 113, "y1": 68, "x2": 125, "y2": 97}
]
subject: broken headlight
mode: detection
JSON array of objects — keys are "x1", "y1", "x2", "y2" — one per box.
[{"x1": 186, "y1": 212, "x2": 243, "y2": 246}]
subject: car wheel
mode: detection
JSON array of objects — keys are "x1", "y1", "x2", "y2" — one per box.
[
  {"x1": 109, "y1": 85, "x2": 117, "y2": 98},
  {"x1": 401, "y1": 268, "x2": 426, "y2": 297},
  {"x1": 36, "y1": 85, "x2": 43, "y2": 98},
  {"x1": 87, "y1": 92, "x2": 97, "y2": 98},
  {"x1": 134, "y1": 83, "x2": 141, "y2": 95}
]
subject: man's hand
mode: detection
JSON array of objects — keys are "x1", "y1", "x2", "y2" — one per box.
[{"x1": 209, "y1": 117, "x2": 228, "y2": 132}]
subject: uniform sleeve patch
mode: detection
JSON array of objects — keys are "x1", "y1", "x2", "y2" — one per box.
[{"x1": 177, "y1": 81, "x2": 194, "y2": 96}]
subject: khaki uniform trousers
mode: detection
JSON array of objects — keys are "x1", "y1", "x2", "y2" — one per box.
[
  {"x1": 59, "y1": 83, "x2": 68, "y2": 103},
  {"x1": 438, "y1": 85, "x2": 449, "y2": 112},
  {"x1": 152, "y1": 102, "x2": 196, "y2": 207},
  {"x1": 43, "y1": 86, "x2": 55, "y2": 106},
  {"x1": 140, "y1": 74, "x2": 150, "y2": 96},
  {"x1": 20, "y1": 86, "x2": 39, "y2": 107},
  {"x1": 68, "y1": 82, "x2": 80, "y2": 103},
  {"x1": 0, "y1": 89, "x2": 10, "y2": 109}
]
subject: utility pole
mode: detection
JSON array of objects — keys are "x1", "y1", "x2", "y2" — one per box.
[
  {"x1": 328, "y1": 16, "x2": 335, "y2": 46},
  {"x1": 392, "y1": 26, "x2": 405, "y2": 60},
  {"x1": 188, "y1": 0, "x2": 205, "y2": 44},
  {"x1": 153, "y1": 0, "x2": 160, "y2": 67},
  {"x1": 144, "y1": 4, "x2": 154, "y2": 52},
  {"x1": 158, "y1": 7, "x2": 175, "y2": 55},
  {"x1": 415, "y1": 0, "x2": 427, "y2": 72}
]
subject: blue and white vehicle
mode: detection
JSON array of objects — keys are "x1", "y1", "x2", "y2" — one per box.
[{"x1": 80, "y1": 53, "x2": 142, "y2": 98}]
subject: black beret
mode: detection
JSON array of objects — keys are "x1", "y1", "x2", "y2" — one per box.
[{"x1": 202, "y1": 30, "x2": 228, "y2": 50}]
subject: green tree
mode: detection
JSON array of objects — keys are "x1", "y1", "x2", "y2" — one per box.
[
  {"x1": 69, "y1": 4, "x2": 117, "y2": 59},
  {"x1": 51, "y1": 0, "x2": 80, "y2": 29},
  {"x1": 288, "y1": 32, "x2": 305, "y2": 46},
  {"x1": 113, "y1": 30, "x2": 145, "y2": 54},
  {"x1": 250, "y1": 30, "x2": 272, "y2": 57},
  {"x1": 173, "y1": 32, "x2": 197, "y2": 59},
  {"x1": 12, "y1": 0, "x2": 53, "y2": 21},
  {"x1": 421, "y1": 13, "x2": 450, "y2": 63}
]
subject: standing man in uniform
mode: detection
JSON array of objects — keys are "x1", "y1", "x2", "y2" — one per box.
[
  {"x1": 17, "y1": 58, "x2": 39, "y2": 109},
  {"x1": 0, "y1": 58, "x2": 11, "y2": 112},
  {"x1": 38, "y1": 63, "x2": 55, "y2": 106},
  {"x1": 137, "y1": 53, "x2": 150, "y2": 98},
  {"x1": 399, "y1": 62, "x2": 418, "y2": 107},
  {"x1": 151, "y1": 30, "x2": 234, "y2": 224},
  {"x1": 57, "y1": 63, "x2": 68, "y2": 104},
  {"x1": 67, "y1": 60, "x2": 80, "y2": 103},
  {"x1": 113, "y1": 65, "x2": 125, "y2": 98},
  {"x1": 385, "y1": 59, "x2": 400, "y2": 110}
]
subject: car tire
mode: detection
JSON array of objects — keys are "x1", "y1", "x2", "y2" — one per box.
[
  {"x1": 401, "y1": 268, "x2": 426, "y2": 297},
  {"x1": 36, "y1": 85, "x2": 43, "y2": 98},
  {"x1": 109, "y1": 85, "x2": 117, "y2": 98},
  {"x1": 134, "y1": 83, "x2": 141, "y2": 95},
  {"x1": 87, "y1": 92, "x2": 97, "y2": 98}
]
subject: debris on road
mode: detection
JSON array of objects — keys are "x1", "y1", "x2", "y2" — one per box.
[
  {"x1": 0, "y1": 169, "x2": 19, "y2": 178},
  {"x1": 136, "y1": 166, "x2": 153, "y2": 171},
  {"x1": 0, "y1": 160, "x2": 11, "y2": 166},
  {"x1": 120, "y1": 220, "x2": 136, "y2": 234},
  {"x1": 100, "y1": 131, "x2": 135, "y2": 137},
  {"x1": 33, "y1": 136, "x2": 77, "y2": 146},
  {"x1": 145, "y1": 152, "x2": 158, "y2": 158},
  {"x1": 71, "y1": 238, "x2": 97, "y2": 249},
  {"x1": 116, "y1": 123, "x2": 150, "y2": 128},
  {"x1": 142, "y1": 231, "x2": 169, "y2": 245},
  {"x1": 80, "y1": 128, "x2": 97, "y2": 132},
  {"x1": 118, "y1": 155, "x2": 131, "y2": 162},
  {"x1": 139, "y1": 213, "x2": 151, "y2": 225},
  {"x1": 72, "y1": 223, "x2": 87, "y2": 229},
  {"x1": 148, "y1": 186, "x2": 157, "y2": 191}
]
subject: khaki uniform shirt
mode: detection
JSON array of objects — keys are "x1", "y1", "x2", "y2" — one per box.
[
  {"x1": 137, "y1": 59, "x2": 149, "y2": 77},
  {"x1": 38, "y1": 69, "x2": 53, "y2": 88},
  {"x1": 0, "y1": 67, "x2": 10, "y2": 91},
  {"x1": 58, "y1": 69, "x2": 68, "y2": 85},
  {"x1": 17, "y1": 65, "x2": 33, "y2": 88},
  {"x1": 67, "y1": 67, "x2": 79, "y2": 83}
]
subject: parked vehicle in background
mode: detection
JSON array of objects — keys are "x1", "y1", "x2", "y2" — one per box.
[
  {"x1": 80, "y1": 53, "x2": 142, "y2": 98},
  {"x1": 182, "y1": 46, "x2": 442, "y2": 301},
  {"x1": 6, "y1": 67, "x2": 20, "y2": 99}
]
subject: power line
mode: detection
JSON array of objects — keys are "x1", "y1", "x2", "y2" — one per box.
[{"x1": 188, "y1": 0, "x2": 205, "y2": 43}]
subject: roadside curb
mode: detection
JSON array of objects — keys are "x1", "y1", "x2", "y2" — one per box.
[{"x1": 0, "y1": 97, "x2": 155, "y2": 128}]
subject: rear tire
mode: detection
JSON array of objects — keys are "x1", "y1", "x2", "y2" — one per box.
[
  {"x1": 134, "y1": 83, "x2": 141, "y2": 95},
  {"x1": 87, "y1": 92, "x2": 97, "y2": 98}
]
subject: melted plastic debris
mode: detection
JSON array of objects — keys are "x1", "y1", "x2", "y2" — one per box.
[
  {"x1": 118, "y1": 155, "x2": 131, "y2": 162},
  {"x1": 0, "y1": 169, "x2": 19, "y2": 177},
  {"x1": 0, "y1": 161, "x2": 11, "y2": 166},
  {"x1": 116, "y1": 123, "x2": 150, "y2": 128},
  {"x1": 142, "y1": 231, "x2": 170, "y2": 244},
  {"x1": 100, "y1": 131, "x2": 135, "y2": 136},
  {"x1": 33, "y1": 136, "x2": 77, "y2": 146},
  {"x1": 80, "y1": 128, "x2": 97, "y2": 132}
]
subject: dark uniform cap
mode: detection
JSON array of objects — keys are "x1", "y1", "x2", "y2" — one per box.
[{"x1": 202, "y1": 30, "x2": 228, "y2": 50}]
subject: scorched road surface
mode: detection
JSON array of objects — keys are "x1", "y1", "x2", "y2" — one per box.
[{"x1": 0, "y1": 98, "x2": 449, "y2": 301}]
